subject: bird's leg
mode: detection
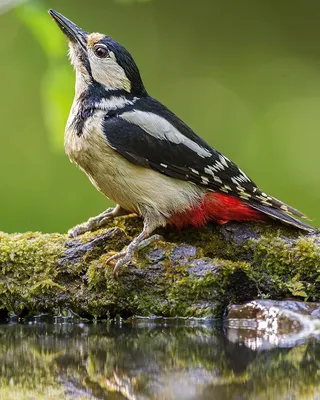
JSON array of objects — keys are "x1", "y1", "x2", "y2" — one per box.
[
  {"x1": 68, "y1": 204, "x2": 129, "y2": 238},
  {"x1": 106, "y1": 218, "x2": 164, "y2": 278}
]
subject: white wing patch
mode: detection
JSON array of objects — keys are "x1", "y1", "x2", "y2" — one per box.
[{"x1": 120, "y1": 110, "x2": 212, "y2": 158}]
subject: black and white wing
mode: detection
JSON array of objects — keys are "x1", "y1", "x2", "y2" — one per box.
[{"x1": 102, "y1": 96, "x2": 312, "y2": 230}]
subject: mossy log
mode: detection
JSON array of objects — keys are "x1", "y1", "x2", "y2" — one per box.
[{"x1": 0, "y1": 216, "x2": 319, "y2": 319}]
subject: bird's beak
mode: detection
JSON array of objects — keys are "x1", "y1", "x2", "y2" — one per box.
[{"x1": 48, "y1": 9, "x2": 87, "y2": 50}]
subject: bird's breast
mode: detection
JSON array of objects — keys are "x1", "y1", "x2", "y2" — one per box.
[
  {"x1": 64, "y1": 109, "x2": 120, "y2": 190},
  {"x1": 65, "y1": 108, "x2": 147, "y2": 212}
]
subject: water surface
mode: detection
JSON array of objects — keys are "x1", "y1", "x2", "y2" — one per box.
[{"x1": 0, "y1": 319, "x2": 319, "y2": 399}]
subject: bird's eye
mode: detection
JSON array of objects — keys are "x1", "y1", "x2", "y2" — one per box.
[{"x1": 94, "y1": 45, "x2": 109, "y2": 58}]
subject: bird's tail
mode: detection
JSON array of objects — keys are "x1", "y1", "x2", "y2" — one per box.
[{"x1": 248, "y1": 195, "x2": 316, "y2": 232}]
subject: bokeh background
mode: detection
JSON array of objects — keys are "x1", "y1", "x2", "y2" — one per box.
[{"x1": 1, "y1": 0, "x2": 319, "y2": 234}]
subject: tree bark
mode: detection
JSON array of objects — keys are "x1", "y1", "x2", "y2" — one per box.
[{"x1": 0, "y1": 216, "x2": 319, "y2": 319}]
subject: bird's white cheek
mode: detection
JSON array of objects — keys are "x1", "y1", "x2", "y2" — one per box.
[{"x1": 90, "y1": 58, "x2": 131, "y2": 92}]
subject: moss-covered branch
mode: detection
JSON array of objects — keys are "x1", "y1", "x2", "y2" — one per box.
[{"x1": 0, "y1": 216, "x2": 319, "y2": 319}]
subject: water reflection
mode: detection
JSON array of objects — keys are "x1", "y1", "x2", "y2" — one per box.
[{"x1": 0, "y1": 319, "x2": 319, "y2": 399}]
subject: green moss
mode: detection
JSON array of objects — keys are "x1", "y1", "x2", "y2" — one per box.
[
  {"x1": 30, "y1": 279, "x2": 66, "y2": 294},
  {"x1": 247, "y1": 233, "x2": 320, "y2": 301},
  {"x1": 0, "y1": 217, "x2": 318, "y2": 318},
  {"x1": 0, "y1": 232, "x2": 65, "y2": 266},
  {"x1": 164, "y1": 259, "x2": 257, "y2": 318},
  {"x1": 0, "y1": 232, "x2": 66, "y2": 314}
]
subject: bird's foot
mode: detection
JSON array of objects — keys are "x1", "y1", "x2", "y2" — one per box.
[
  {"x1": 106, "y1": 234, "x2": 163, "y2": 279},
  {"x1": 68, "y1": 205, "x2": 128, "y2": 238}
]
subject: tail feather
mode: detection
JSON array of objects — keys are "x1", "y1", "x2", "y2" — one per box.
[
  {"x1": 248, "y1": 201, "x2": 315, "y2": 232},
  {"x1": 262, "y1": 194, "x2": 307, "y2": 219}
]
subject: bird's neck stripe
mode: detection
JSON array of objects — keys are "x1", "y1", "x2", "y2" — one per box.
[
  {"x1": 95, "y1": 95, "x2": 138, "y2": 112},
  {"x1": 71, "y1": 94, "x2": 139, "y2": 137}
]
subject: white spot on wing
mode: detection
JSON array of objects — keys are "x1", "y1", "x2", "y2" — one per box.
[
  {"x1": 209, "y1": 165, "x2": 219, "y2": 172},
  {"x1": 238, "y1": 169, "x2": 251, "y2": 182},
  {"x1": 232, "y1": 174, "x2": 251, "y2": 184},
  {"x1": 120, "y1": 110, "x2": 212, "y2": 158},
  {"x1": 231, "y1": 177, "x2": 238, "y2": 185},
  {"x1": 212, "y1": 161, "x2": 225, "y2": 171},
  {"x1": 219, "y1": 155, "x2": 228, "y2": 168},
  {"x1": 190, "y1": 168, "x2": 200, "y2": 175},
  {"x1": 204, "y1": 167, "x2": 215, "y2": 177},
  {"x1": 239, "y1": 192, "x2": 251, "y2": 200}
]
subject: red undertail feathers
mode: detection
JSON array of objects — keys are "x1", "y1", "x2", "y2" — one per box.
[
  {"x1": 169, "y1": 192, "x2": 315, "y2": 232},
  {"x1": 169, "y1": 192, "x2": 264, "y2": 229}
]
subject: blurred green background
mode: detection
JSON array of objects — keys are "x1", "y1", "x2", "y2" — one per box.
[{"x1": 1, "y1": 0, "x2": 319, "y2": 234}]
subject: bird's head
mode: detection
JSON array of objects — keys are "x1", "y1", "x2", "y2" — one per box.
[{"x1": 49, "y1": 9, "x2": 146, "y2": 96}]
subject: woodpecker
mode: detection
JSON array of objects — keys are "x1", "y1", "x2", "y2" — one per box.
[{"x1": 49, "y1": 10, "x2": 315, "y2": 278}]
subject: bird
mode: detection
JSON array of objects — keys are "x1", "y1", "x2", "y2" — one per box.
[{"x1": 49, "y1": 9, "x2": 316, "y2": 278}]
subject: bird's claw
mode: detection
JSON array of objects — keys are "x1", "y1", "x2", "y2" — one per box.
[
  {"x1": 67, "y1": 208, "x2": 115, "y2": 238},
  {"x1": 68, "y1": 224, "x2": 89, "y2": 238},
  {"x1": 106, "y1": 234, "x2": 163, "y2": 279},
  {"x1": 106, "y1": 251, "x2": 131, "y2": 279}
]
